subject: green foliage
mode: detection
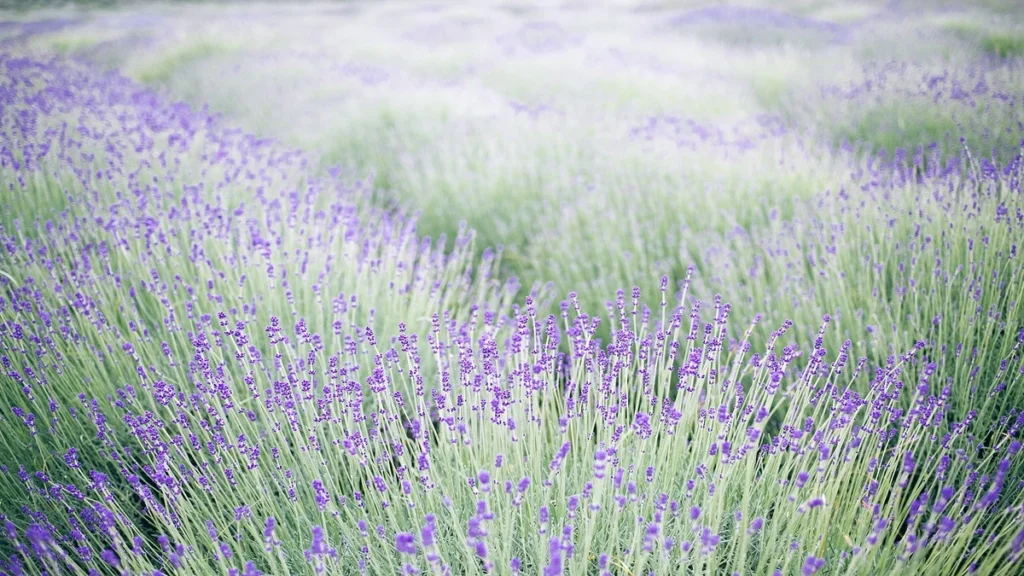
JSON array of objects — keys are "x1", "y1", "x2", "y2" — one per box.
[
  {"x1": 135, "y1": 40, "x2": 234, "y2": 85},
  {"x1": 981, "y1": 33, "x2": 1024, "y2": 58}
]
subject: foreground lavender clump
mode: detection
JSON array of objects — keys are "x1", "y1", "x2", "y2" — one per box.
[
  {"x1": 3, "y1": 272, "x2": 1024, "y2": 575},
  {"x1": 2, "y1": 54, "x2": 1024, "y2": 576}
]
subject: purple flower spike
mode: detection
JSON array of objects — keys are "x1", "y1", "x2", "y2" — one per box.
[
  {"x1": 101, "y1": 549, "x2": 119, "y2": 567},
  {"x1": 801, "y1": 555, "x2": 825, "y2": 575},
  {"x1": 306, "y1": 526, "x2": 337, "y2": 575},
  {"x1": 594, "y1": 449, "x2": 608, "y2": 479},
  {"x1": 544, "y1": 537, "x2": 563, "y2": 576},
  {"x1": 518, "y1": 477, "x2": 531, "y2": 493},
  {"x1": 63, "y1": 447, "x2": 80, "y2": 469},
  {"x1": 264, "y1": 517, "x2": 280, "y2": 551},
  {"x1": 396, "y1": 532, "x2": 417, "y2": 555},
  {"x1": 313, "y1": 479, "x2": 331, "y2": 511},
  {"x1": 421, "y1": 514, "x2": 437, "y2": 549}
]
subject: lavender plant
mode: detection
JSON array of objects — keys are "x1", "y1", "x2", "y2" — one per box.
[
  {"x1": 788, "y1": 60, "x2": 1024, "y2": 164},
  {"x1": 2, "y1": 243, "x2": 1024, "y2": 574},
  {"x1": 0, "y1": 53, "x2": 513, "y2": 472},
  {"x1": 51, "y1": 2, "x2": 1024, "y2": 357},
  {"x1": 1, "y1": 2, "x2": 1024, "y2": 575}
]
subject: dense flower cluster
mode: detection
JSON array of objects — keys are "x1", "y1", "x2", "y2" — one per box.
[{"x1": 1, "y1": 38, "x2": 1024, "y2": 576}]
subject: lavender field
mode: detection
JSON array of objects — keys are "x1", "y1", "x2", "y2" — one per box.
[{"x1": 1, "y1": 1, "x2": 1023, "y2": 574}]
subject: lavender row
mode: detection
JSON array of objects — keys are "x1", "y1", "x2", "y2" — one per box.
[{"x1": 0, "y1": 49, "x2": 1023, "y2": 576}]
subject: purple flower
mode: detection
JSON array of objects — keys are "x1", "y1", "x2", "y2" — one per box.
[
  {"x1": 63, "y1": 447, "x2": 80, "y2": 469},
  {"x1": 802, "y1": 555, "x2": 825, "y2": 575},
  {"x1": 518, "y1": 477, "x2": 531, "y2": 493},
  {"x1": 305, "y1": 526, "x2": 336, "y2": 574},
  {"x1": 312, "y1": 479, "x2": 330, "y2": 511},
  {"x1": 550, "y1": 442, "x2": 571, "y2": 472},
  {"x1": 1012, "y1": 526, "x2": 1024, "y2": 557},
  {"x1": 633, "y1": 412, "x2": 653, "y2": 439},
  {"x1": 594, "y1": 449, "x2": 608, "y2": 479},
  {"x1": 100, "y1": 549, "x2": 119, "y2": 567},
  {"x1": 421, "y1": 514, "x2": 437, "y2": 548},
  {"x1": 700, "y1": 527, "x2": 720, "y2": 553},
  {"x1": 800, "y1": 497, "x2": 824, "y2": 513},
  {"x1": 544, "y1": 537, "x2": 563, "y2": 576},
  {"x1": 264, "y1": 517, "x2": 280, "y2": 551},
  {"x1": 396, "y1": 533, "x2": 417, "y2": 555}
]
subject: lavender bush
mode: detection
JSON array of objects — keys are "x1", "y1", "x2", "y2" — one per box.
[{"x1": 2, "y1": 1, "x2": 1024, "y2": 575}]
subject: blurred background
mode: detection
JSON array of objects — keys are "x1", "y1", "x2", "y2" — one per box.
[{"x1": 3, "y1": 0, "x2": 1023, "y2": 344}]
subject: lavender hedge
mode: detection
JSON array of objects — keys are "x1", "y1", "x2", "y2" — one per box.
[{"x1": 1, "y1": 40, "x2": 1024, "y2": 576}]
